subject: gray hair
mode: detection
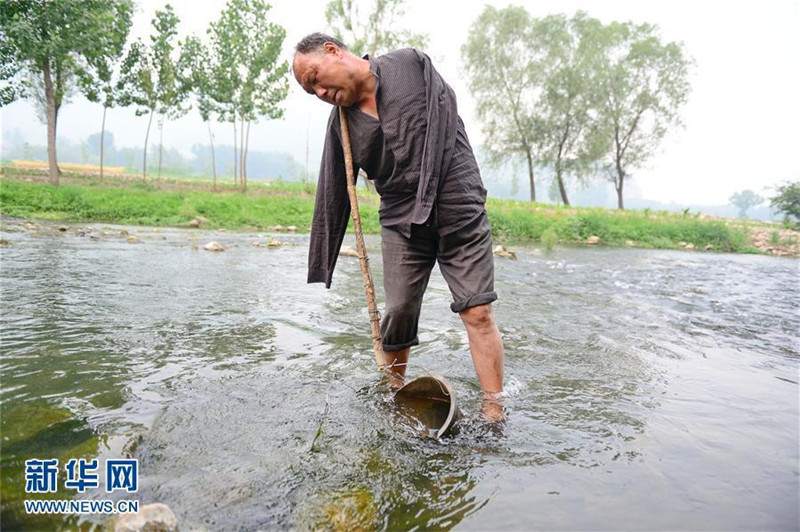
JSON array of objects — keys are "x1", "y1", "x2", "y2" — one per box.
[{"x1": 295, "y1": 33, "x2": 348, "y2": 55}]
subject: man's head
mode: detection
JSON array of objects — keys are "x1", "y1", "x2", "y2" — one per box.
[{"x1": 293, "y1": 32, "x2": 363, "y2": 107}]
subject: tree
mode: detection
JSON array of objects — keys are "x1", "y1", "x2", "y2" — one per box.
[
  {"x1": 531, "y1": 13, "x2": 607, "y2": 206},
  {"x1": 87, "y1": 131, "x2": 115, "y2": 160},
  {"x1": 119, "y1": 5, "x2": 189, "y2": 181},
  {"x1": 770, "y1": 181, "x2": 800, "y2": 228},
  {"x1": 594, "y1": 21, "x2": 691, "y2": 209},
  {"x1": 206, "y1": 0, "x2": 289, "y2": 191},
  {"x1": 150, "y1": 5, "x2": 189, "y2": 180},
  {"x1": 325, "y1": 0, "x2": 428, "y2": 57},
  {"x1": 0, "y1": 0, "x2": 134, "y2": 184},
  {"x1": 729, "y1": 189, "x2": 764, "y2": 218},
  {"x1": 118, "y1": 40, "x2": 156, "y2": 181},
  {"x1": 462, "y1": 5, "x2": 544, "y2": 201},
  {"x1": 178, "y1": 35, "x2": 219, "y2": 188},
  {"x1": 76, "y1": 0, "x2": 133, "y2": 181}
]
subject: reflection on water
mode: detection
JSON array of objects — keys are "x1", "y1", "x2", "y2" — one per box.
[{"x1": 1, "y1": 217, "x2": 797, "y2": 530}]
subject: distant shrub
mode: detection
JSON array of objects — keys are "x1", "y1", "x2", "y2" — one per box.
[
  {"x1": 770, "y1": 181, "x2": 800, "y2": 229},
  {"x1": 541, "y1": 226, "x2": 557, "y2": 251}
]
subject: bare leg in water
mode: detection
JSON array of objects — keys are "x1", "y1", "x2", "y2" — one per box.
[
  {"x1": 384, "y1": 302, "x2": 505, "y2": 420},
  {"x1": 460, "y1": 303, "x2": 505, "y2": 421},
  {"x1": 383, "y1": 348, "x2": 409, "y2": 391}
]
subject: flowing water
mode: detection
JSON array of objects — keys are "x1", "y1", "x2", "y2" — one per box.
[{"x1": 1, "y1": 217, "x2": 797, "y2": 530}]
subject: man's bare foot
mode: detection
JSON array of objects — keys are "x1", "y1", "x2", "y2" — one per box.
[
  {"x1": 385, "y1": 370, "x2": 404, "y2": 392},
  {"x1": 482, "y1": 391, "x2": 506, "y2": 422}
]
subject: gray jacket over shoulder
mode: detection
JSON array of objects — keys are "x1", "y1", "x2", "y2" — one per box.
[{"x1": 308, "y1": 49, "x2": 486, "y2": 288}]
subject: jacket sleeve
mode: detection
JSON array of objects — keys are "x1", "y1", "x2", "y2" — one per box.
[
  {"x1": 307, "y1": 108, "x2": 359, "y2": 288},
  {"x1": 412, "y1": 50, "x2": 458, "y2": 225}
]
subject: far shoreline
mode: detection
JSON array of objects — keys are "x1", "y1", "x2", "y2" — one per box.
[{"x1": 1, "y1": 168, "x2": 797, "y2": 257}]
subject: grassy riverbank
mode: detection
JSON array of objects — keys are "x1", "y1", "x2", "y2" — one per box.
[{"x1": 2, "y1": 167, "x2": 796, "y2": 255}]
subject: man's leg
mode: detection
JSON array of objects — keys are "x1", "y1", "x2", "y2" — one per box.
[
  {"x1": 383, "y1": 347, "x2": 409, "y2": 389},
  {"x1": 459, "y1": 303, "x2": 504, "y2": 394},
  {"x1": 380, "y1": 224, "x2": 437, "y2": 389},
  {"x1": 459, "y1": 303, "x2": 505, "y2": 421},
  {"x1": 437, "y1": 213, "x2": 505, "y2": 419}
]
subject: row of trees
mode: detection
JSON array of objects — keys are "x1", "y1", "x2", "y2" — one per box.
[
  {"x1": 1, "y1": 0, "x2": 288, "y2": 190},
  {"x1": 3, "y1": 1, "x2": 689, "y2": 207},
  {"x1": 463, "y1": 8, "x2": 692, "y2": 209}
]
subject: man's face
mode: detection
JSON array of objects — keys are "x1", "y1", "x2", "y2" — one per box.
[{"x1": 293, "y1": 44, "x2": 356, "y2": 107}]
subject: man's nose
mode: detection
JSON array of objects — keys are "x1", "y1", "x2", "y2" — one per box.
[{"x1": 314, "y1": 86, "x2": 327, "y2": 100}]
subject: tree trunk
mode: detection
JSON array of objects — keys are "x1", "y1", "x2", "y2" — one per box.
[
  {"x1": 42, "y1": 58, "x2": 59, "y2": 185},
  {"x1": 100, "y1": 105, "x2": 107, "y2": 181},
  {"x1": 157, "y1": 116, "x2": 164, "y2": 180},
  {"x1": 613, "y1": 126, "x2": 625, "y2": 209},
  {"x1": 53, "y1": 58, "x2": 64, "y2": 179},
  {"x1": 239, "y1": 117, "x2": 245, "y2": 191},
  {"x1": 208, "y1": 121, "x2": 217, "y2": 191},
  {"x1": 142, "y1": 108, "x2": 154, "y2": 181},
  {"x1": 233, "y1": 118, "x2": 238, "y2": 186},
  {"x1": 243, "y1": 120, "x2": 251, "y2": 192},
  {"x1": 555, "y1": 161, "x2": 570, "y2": 206},
  {"x1": 525, "y1": 147, "x2": 536, "y2": 202}
]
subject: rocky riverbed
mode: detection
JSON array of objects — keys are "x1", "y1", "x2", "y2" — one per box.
[{"x1": 2, "y1": 216, "x2": 797, "y2": 257}]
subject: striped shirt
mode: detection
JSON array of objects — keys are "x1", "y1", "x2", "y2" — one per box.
[{"x1": 308, "y1": 49, "x2": 487, "y2": 287}]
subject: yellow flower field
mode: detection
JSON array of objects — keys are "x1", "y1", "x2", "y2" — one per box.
[{"x1": 11, "y1": 160, "x2": 125, "y2": 175}]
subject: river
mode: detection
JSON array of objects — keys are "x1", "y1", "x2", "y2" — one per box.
[{"x1": 1, "y1": 218, "x2": 797, "y2": 530}]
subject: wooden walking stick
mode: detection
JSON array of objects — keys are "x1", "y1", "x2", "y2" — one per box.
[{"x1": 338, "y1": 107, "x2": 385, "y2": 371}]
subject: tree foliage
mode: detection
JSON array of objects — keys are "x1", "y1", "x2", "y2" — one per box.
[
  {"x1": 0, "y1": 0, "x2": 136, "y2": 183},
  {"x1": 0, "y1": 29, "x2": 25, "y2": 106},
  {"x1": 75, "y1": 0, "x2": 133, "y2": 109},
  {"x1": 177, "y1": 36, "x2": 214, "y2": 123},
  {"x1": 729, "y1": 189, "x2": 764, "y2": 218},
  {"x1": 325, "y1": 0, "x2": 428, "y2": 57},
  {"x1": 770, "y1": 181, "x2": 800, "y2": 228}
]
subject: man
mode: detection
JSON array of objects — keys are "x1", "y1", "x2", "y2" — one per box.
[{"x1": 293, "y1": 33, "x2": 504, "y2": 418}]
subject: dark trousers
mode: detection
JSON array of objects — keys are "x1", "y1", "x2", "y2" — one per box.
[{"x1": 380, "y1": 211, "x2": 498, "y2": 352}]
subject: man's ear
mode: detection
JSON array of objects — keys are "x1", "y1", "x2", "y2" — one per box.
[{"x1": 323, "y1": 42, "x2": 341, "y2": 56}]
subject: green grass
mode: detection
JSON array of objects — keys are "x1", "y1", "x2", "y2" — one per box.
[
  {"x1": 485, "y1": 198, "x2": 752, "y2": 252},
  {"x1": 0, "y1": 178, "x2": 319, "y2": 230},
  {"x1": 0, "y1": 168, "x2": 757, "y2": 252},
  {"x1": 0, "y1": 171, "x2": 381, "y2": 232}
]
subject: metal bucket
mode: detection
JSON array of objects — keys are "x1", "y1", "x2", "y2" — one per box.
[{"x1": 393, "y1": 375, "x2": 461, "y2": 439}]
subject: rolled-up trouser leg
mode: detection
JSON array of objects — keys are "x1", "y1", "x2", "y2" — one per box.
[
  {"x1": 380, "y1": 224, "x2": 437, "y2": 352},
  {"x1": 438, "y1": 211, "x2": 498, "y2": 312}
]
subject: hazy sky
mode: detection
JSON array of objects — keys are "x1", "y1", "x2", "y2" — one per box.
[{"x1": 2, "y1": 0, "x2": 798, "y2": 205}]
